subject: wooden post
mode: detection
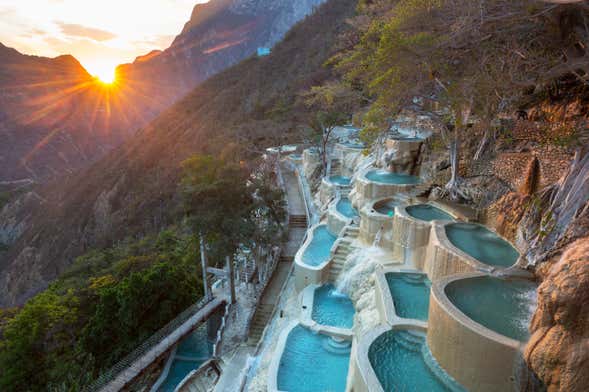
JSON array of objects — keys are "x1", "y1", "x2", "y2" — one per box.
[
  {"x1": 226, "y1": 256, "x2": 236, "y2": 304},
  {"x1": 200, "y1": 235, "x2": 210, "y2": 300}
]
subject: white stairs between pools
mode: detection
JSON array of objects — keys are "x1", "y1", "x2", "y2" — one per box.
[{"x1": 328, "y1": 226, "x2": 359, "y2": 283}]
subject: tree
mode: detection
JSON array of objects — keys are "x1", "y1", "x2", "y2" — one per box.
[
  {"x1": 300, "y1": 81, "x2": 361, "y2": 175},
  {"x1": 339, "y1": 0, "x2": 589, "y2": 200}
]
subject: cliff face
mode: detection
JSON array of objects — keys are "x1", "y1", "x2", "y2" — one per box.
[
  {"x1": 114, "y1": 0, "x2": 326, "y2": 124},
  {"x1": 525, "y1": 237, "x2": 589, "y2": 391}
]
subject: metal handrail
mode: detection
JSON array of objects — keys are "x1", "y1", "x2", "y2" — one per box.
[{"x1": 83, "y1": 296, "x2": 214, "y2": 392}]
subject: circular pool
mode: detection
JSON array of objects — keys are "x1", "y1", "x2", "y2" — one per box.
[
  {"x1": 445, "y1": 276, "x2": 537, "y2": 342},
  {"x1": 407, "y1": 204, "x2": 454, "y2": 222},
  {"x1": 365, "y1": 170, "x2": 420, "y2": 185},
  {"x1": 329, "y1": 175, "x2": 352, "y2": 186},
  {"x1": 373, "y1": 198, "x2": 400, "y2": 216},
  {"x1": 369, "y1": 329, "x2": 463, "y2": 392},
  {"x1": 445, "y1": 223, "x2": 519, "y2": 267}
]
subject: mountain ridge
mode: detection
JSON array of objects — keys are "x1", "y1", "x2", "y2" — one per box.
[{"x1": 0, "y1": 0, "x2": 355, "y2": 307}]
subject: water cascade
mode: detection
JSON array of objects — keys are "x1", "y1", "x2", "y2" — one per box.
[{"x1": 372, "y1": 226, "x2": 384, "y2": 247}]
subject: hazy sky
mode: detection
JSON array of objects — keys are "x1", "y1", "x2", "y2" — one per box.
[{"x1": 0, "y1": 0, "x2": 209, "y2": 80}]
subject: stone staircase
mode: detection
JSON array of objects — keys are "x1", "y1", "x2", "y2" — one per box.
[
  {"x1": 289, "y1": 214, "x2": 308, "y2": 228},
  {"x1": 328, "y1": 226, "x2": 359, "y2": 282},
  {"x1": 246, "y1": 303, "x2": 274, "y2": 345},
  {"x1": 246, "y1": 254, "x2": 294, "y2": 346},
  {"x1": 330, "y1": 159, "x2": 341, "y2": 175}
]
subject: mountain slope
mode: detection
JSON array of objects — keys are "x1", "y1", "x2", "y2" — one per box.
[
  {"x1": 113, "y1": 0, "x2": 326, "y2": 124},
  {"x1": 0, "y1": 0, "x2": 325, "y2": 184},
  {"x1": 0, "y1": 44, "x2": 134, "y2": 183},
  {"x1": 0, "y1": 0, "x2": 357, "y2": 307}
]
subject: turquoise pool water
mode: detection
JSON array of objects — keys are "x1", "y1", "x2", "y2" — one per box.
[
  {"x1": 311, "y1": 284, "x2": 355, "y2": 329},
  {"x1": 365, "y1": 170, "x2": 420, "y2": 185},
  {"x1": 389, "y1": 136, "x2": 423, "y2": 142},
  {"x1": 445, "y1": 276, "x2": 537, "y2": 342},
  {"x1": 158, "y1": 325, "x2": 212, "y2": 392},
  {"x1": 385, "y1": 273, "x2": 431, "y2": 321},
  {"x1": 341, "y1": 141, "x2": 365, "y2": 149},
  {"x1": 369, "y1": 330, "x2": 463, "y2": 392},
  {"x1": 301, "y1": 225, "x2": 337, "y2": 267},
  {"x1": 277, "y1": 326, "x2": 351, "y2": 392},
  {"x1": 336, "y1": 198, "x2": 358, "y2": 218},
  {"x1": 329, "y1": 175, "x2": 352, "y2": 186},
  {"x1": 374, "y1": 199, "x2": 400, "y2": 216},
  {"x1": 407, "y1": 204, "x2": 454, "y2": 222},
  {"x1": 445, "y1": 223, "x2": 519, "y2": 267}
]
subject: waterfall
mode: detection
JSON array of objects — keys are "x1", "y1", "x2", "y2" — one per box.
[{"x1": 372, "y1": 226, "x2": 384, "y2": 248}]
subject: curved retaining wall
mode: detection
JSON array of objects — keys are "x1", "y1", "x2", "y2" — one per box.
[
  {"x1": 326, "y1": 195, "x2": 353, "y2": 237},
  {"x1": 391, "y1": 204, "x2": 456, "y2": 266},
  {"x1": 358, "y1": 196, "x2": 410, "y2": 251},
  {"x1": 349, "y1": 168, "x2": 420, "y2": 211},
  {"x1": 422, "y1": 222, "x2": 514, "y2": 281},
  {"x1": 294, "y1": 223, "x2": 336, "y2": 291},
  {"x1": 351, "y1": 324, "x2": 428, "y2": 392},
  {"x1": 374, "y1": 267, "x2": 429, "y2": 329},
  {"x1": 428, "y1": 273, "x2": 524, "y2": 392}
]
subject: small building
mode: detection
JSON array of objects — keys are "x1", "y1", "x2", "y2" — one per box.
[{"x1": 257, "y1": 47, "x2": 271, "y2": 57}]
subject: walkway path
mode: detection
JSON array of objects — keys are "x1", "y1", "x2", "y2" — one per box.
[
  {"x1": 97, "y1": 298, "x2": 226, "y2": 392},
  {"x1": 212, "y1": 159, "x2": 309, "y2": 391}
]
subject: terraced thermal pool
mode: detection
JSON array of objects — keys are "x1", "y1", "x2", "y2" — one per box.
[
  {"x1": 365, "y1": 170, "x2": 421, "y2": 185},
  {"x1": 277, "y1": 326, "x2": 351, "y2": 392},
  {"x1": 389, "y1": 136, "x2": 423, "y2": 142},
  {"x1": 329, "y1": 175, "x2": 352, "y2": 186},
  {"x1": 445, "y1": 223, "x2": 519, "y2": 267},
  {"x1": 369, "y1": 329, "x2": 463, "y2": 392},
  {"x1": 312, "y1": 284, "x2": 355, "y2": 329},
  {"x1": 445, "y1": 276, "x2": 537, "y2": 341},
  {"x1": 374, "y1": 199, "x2": 400, "y2": 216},
  {"x1": 158, "y1": 325, "x2": 212, "y2": 391},
  {"x1": 341, "y1": 141, "x2": 365, "y2": 149},
  {"x1": 407, "y1": 204, "x2": 454, "y2": 222},
  {"x1": 301, "y1": 225, "x2": 337, "y2": 267},
  {"x1": 336, "y1": 197, "x2": 358, "y2": 218},
  {"x1": 385, "y1": 272, "x2": 431, "y2": 321}
]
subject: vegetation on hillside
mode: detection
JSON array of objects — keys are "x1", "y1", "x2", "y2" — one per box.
[
  {"x1": 0, "y1": 228, "x2": 203, "y2": 391},
  {"x1": 336, "y1": 0, "x2": 589, "y2": 199}
]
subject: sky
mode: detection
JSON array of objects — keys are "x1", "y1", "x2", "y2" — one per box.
[{"x1": 0, "y1": 0, "x2": 209, "y2": 81}]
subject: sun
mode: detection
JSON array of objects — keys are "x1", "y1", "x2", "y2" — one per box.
[
  {"x1": 95, "y1": 68, "x2": 116, "y2": 84},
  {"x1": 86, "y1": 62, "x2": 117, "y2": 85}
]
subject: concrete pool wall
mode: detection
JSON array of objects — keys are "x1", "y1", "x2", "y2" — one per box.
[
  {"x1": 294, "y1": 223, "x2": 337, "y2": 291},
  {"x1": 391, "y1": 203, "x2": 456, "y2": 266},
  {"x1": 349, "y1": 167, "x2": 422, "y2": 210},
  {"x1": 350, "y1": 323, "x2": 430, "y2": 392},
  {"x1": 374, "y1": 267, "x2": 429, "y2": 329},
  {"x1": 422, "y1": 222, "x2": 519, "y2": 281},
  {"x1": 327, "y1": 194, "x2": 355, "y2": 237},
  {"x1": 428, "y1": 272, "x2": 526, "y2": 392},
  {"x1": 319, "y1": 176, "x2": 352, "y2": 205},
  {"x1": 300, "y1": 284, "x2": 355, "y2": 338},
  {"x1": 357, "y1": 196, "x2": 410, "y2": 250}
]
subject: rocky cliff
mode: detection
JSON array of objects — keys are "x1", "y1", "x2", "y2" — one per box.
[
  {"x1": 114, "y1": 0, "x2": 326, "y2": 124},
  {"x1": 524, "y1": 237, "x2": 589, "y2": 391}
]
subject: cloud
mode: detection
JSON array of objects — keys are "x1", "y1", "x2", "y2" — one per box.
[{"x1": 55, "y1": 21, "x2": 116, "y2": 42}]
